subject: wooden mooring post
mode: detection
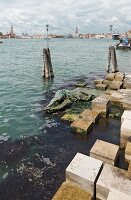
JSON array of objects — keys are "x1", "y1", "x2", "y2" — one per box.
[
  {"x1": 42, "y1": 48, "x2": 54, "y2": 78},
  {"x1": 107, "y1": 46, "x2": 119, "y2": 73}
]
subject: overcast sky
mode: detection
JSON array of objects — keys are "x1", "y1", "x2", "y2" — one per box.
[{"x1": 0, "y1": 0, "x2": 130, "y2": 35}]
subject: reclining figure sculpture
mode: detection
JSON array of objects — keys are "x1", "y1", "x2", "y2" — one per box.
[{"x1": 45, "y1": 88, "x2": 95, "y2": 113}]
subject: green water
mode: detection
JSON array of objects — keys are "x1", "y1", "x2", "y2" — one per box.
[{"x1": 0, "y1": 38, "x2": 130, "y2": 139}]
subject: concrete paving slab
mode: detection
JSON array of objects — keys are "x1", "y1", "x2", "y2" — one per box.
[
  {"x1": 71, "y1": 118, "x2": 94, "y2": 135},
  {"x1": 121, "y1": 110, "x2": 131, "y2": 123},
  {"x1": 107, "y1": 188, "x2": 131, "y2": 200},
  {"x1": 66, "y1": 153, "x2": 103, "y2": 194},
  {"x1": 52, "y1": 182, "x2": 92, "y2": 200},
  {"x1": 96, "y1": 163, "x2": 131, "y2": 200},
  {"x1": 90, "y1": 140, "x2": 119, "y2": 165},
  {"x1": 120, "y1": 119, "x2": 131, "y2": 148},
  {"x1": 80, "y1": 109, "x2": 100, "y2": 123}
]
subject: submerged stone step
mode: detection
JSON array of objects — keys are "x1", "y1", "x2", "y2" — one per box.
[
  {"x1": 120, "y1": 119, "x2": 131, "y2": 148},
  {"x1": 121, "y1": 110, "x2": 131, "y2": 123},
  {"x1": 107, "y1": 188, "x2": 131, "y2": 200},
  {"x1": 96, "y1": 163, "x2": 131, "y2": 200},
  {"x1": 90, "y1": 140, "x2": 119, "y2": 165},
  {"x1": 66, "y1": 153, "x2": 103, "y2": 194},
  {"x1": 92, "y1": 97, "x2": 110, "y2": 116},
  {"x1": 80, "y1": 109, "x2": 100, "y2": 123},
  {"x1": 71, "y1": 118, "x2": 93, "y2": 135},
  {"x1": 52, "y1": 182, "x2": 92, "y2": 200}
]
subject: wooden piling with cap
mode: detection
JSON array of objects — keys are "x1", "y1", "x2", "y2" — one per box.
[
  {"x1": 42, "y1": 48, "x2": 54, "y2": 78},
  {"x1": 107, "y1": 46, "x2": 119, "y2": 73}
]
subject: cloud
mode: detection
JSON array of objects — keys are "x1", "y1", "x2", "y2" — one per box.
[{"x1": 0, "y1": 0, "x2": 130, "y2": 34}]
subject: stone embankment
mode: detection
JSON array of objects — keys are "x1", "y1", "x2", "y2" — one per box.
[{"x1": 52, "y1": 72, "x2": 131, "y2": 200}]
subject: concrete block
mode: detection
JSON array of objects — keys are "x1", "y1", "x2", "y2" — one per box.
[
  {"x1": 125, "y1": 141, "x2": 131, "y2": 163},
  {"x1": 123, "y1": 97, "x2": 131, "y2": 110},
  {"x1": 103, "y1": 80, "x2": 112, "y2": 87},
  {"x1": 107, "y1": 188, "x2": 131, "y2": 200},
  {"x1": 105, "y1": 73, "x2": 115, "y2": 81},
  {"x1": 123, "y1": 79, "x2": 131, "y2": 89},
  {"x1": 95, "y1": 84, "x2": 107, "y2": 91},
  {"x1": 92, "y1": 97, "x2": 110, "y2": 115},
  {"x1": 66, "y1": 153, "x2": 103, "y2": 194},
  {"x1": 90, "y1": 140, "x2": 119, "y2": 165},
  {"x1": 109, "y1": 81, "x2": 123, "y2": 90},
  {"x1": 96, "y1": 164, "x2": 131, "y2": 200},
  {"x1": 120, "y1": 119, "x2": 131, "y2": 148},
  {"x1": 71, "y1": 118, "x2": 93, "y2": 135},
  {"x1": 114, "y1": 72, "x2": 125, "y2": 82},
  {"x1": 94, "y1": 79, "x2": 104, "y2": 85},
  {"x1": 52, "y1": 182, "x2": 92, "y2": 200},
  {"x1": 110, "y1": 91, "x2": 124, "y2": 103},
  {"x1": 80, "y1": 109, "x2": 100, "y2": 123},
  {"x1": 121, "y1": 110, "x2": 131, "y2": 123}
]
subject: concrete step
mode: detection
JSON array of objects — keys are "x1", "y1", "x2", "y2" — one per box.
[
  {"x1": 90, "y1": 140, "x2": 119, "y2": 165},
  {"x1": 125, "y1": 141, "x2": 131, "y2": 163},
  {"x1": 71, "y1": 118, "x2": 94, "y2": 135},
  {"x1": 80, "y1": 109, "x2": 100, "y2": 123},
  {"x1": 92, "y1": 96, "x2": 110, "y2": 116},
  {"x1": 96, "y1": 163, "x2": 131, "y2": 200},
  {"x1": 66, "y1": 153, "x2": 103, "y2": 194},
  {"x1": 121, "y1": 110, "x2": 131, "y2": 123},
  {"x1": 107, "y1": 188, "x2": 131, "y2": 200},
  {"x1": 52, "y1": 182, "x2": 92, "y2": 200},
  {"x1": 120, "y1": 119, "x2": 131, "y2": 148}
]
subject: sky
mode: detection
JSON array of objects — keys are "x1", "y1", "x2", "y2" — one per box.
[{"x1": 0, "y1": 0, "x2": 130, "y2": 35}]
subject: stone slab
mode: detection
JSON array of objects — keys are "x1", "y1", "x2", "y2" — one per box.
[
  {"x1": 105, "y1": 73, "x2": 115, "y2": 81},
  {"x1": 107, "y1": 188, "x2": 131, "y2": 200},
  {"x1": 71, "y1": 118, "x2": 94, "y2": 135},
  {"x1": 95, "y1": 84, "x2": 107, "y2": 91},
  {"x1": 120, "y1": 119, "x2": 131, "y2": 148},
  {"x1": 90, "y1": 140, "x2": 119, "y2": 165},
  {"x1": 52, "y1": 182, "x2": 92, "y2": 200},
  {"x1": 109, "y1": 81, "x2": 123, "y2": 90},
  {"x1": 125, "y1": 141, "x2": 131, "y2": 163},
  {"x1": 96, "y1": 163, "x2": 131, "y2": 200},
  {"x1": 92, "y1": 97, "x2": 110, "y2": 115},
  {"x1": 121, "y1": 110, "x2": 131, "y2": 123},
  {"x1": 66, "y1": 153, "x2": 103, "y2": 194},
  {"x1": 80, "y1": 109, "x2": 100, "y2": 123}
]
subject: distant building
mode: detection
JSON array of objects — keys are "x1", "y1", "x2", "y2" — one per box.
[{"x1": 2, "y1": 25, "x2": 16, "y2": 39}]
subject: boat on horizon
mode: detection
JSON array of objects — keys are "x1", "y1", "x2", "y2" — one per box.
[{"x1": 112, "y1": 33, "x2": 120, "y2": 40}]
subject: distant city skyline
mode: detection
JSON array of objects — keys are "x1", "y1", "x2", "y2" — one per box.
[{"x1": 0, "y1": 0, "x2": 130, "y2": 34}]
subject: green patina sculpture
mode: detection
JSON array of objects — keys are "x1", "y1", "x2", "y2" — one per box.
[{"x1": 45, "y1": 88, "x2": 95, "y2": 113}]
